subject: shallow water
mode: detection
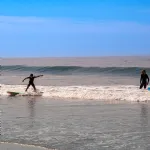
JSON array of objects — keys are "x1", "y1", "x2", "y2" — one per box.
[
  {"x1": 1, "y1": 84, "x2": 150, "y2": 102},
  {"x1": 0, "y1": 97, "x2": 150, "y2": 150},
  {"x1": 0, "y1": 142, "x2": 50, "y2": 150}
]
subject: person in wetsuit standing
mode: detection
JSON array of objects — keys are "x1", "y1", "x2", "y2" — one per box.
[
  {"x1": 22, "y1": 74, "x2": 43, "y2": 92},
  {"x1": 140, "y1": 70, "x2": 149, "y2": 89}
]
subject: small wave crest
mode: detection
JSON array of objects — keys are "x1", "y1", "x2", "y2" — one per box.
[
  {"x1": 1, "y1": 65, "x2": 150, "y2": 76},
  {"x1": 0, "y1": 84, "x2": 150, "y2": 102}
]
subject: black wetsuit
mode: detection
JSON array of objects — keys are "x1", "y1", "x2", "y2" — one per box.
[
  {"x1": 26, "y1": 76, "x2": 36, "y2": 91},
  {"x1": 140, "y1": 74, "x2": 149, "y2": 89},
  {"x1": 23, "y1": 74, "x2": 43, "y2": 92}
]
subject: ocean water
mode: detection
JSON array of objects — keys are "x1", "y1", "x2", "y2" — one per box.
[
  {"x1": 0, "y1": 57, "x2": 150, "y2": 149},
  {"x1": 1, "y1": 97, "x2": 150, "y2": 150},
  {"x1": 1, "y1": 57, "x2": 150, "y2": 101}
]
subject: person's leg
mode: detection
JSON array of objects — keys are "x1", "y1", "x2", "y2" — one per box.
[
  {"x1": 140, "y1": 83, "x2": 144, "y2": 89},
  {"x1": 144, "y1": 83, "x2": 147, "y2": 89},
  {"x1": 25, "y1": 84, "x2": 30, "y2": 91},
  {"x1": 31, "y1": 83, "x2": 36, "y2": 92}
]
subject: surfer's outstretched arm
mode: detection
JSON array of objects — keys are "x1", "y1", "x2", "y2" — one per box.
[
  {"x1": 34, "y1": 75, "x2": 43, "y2": 78},
  {"x1": 22, "y1": 77, "x2": 29, "y2": 82}
]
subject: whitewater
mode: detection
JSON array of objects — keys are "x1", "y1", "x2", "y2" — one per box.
[{"x1": 0, "y1": 84, "x2": 150, "y2": 102}]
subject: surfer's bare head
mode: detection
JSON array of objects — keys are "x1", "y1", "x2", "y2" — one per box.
[{"x1": 30, "y1": 74, "x2": 33, "y2": 77}]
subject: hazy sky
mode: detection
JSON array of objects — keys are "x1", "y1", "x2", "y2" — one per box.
[{"x1": 0, "y1": 0, "x2": 150, "y2": 57}]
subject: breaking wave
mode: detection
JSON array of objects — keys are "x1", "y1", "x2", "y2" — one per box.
[{"x1": 1, "y1": 65, "x2": 150, "y2": 76}]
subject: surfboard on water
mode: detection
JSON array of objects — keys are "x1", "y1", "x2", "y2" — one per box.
[
  {"x1": 7, "y1": 91, "x2": 43, "y2": 96},
  {"x1": 7, "y1": 91, "x2": 20, "y2": 96}
]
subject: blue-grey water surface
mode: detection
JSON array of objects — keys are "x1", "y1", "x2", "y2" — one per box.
[{"x1": 0, "y1": 97, "x2": 150, "y2": 150}]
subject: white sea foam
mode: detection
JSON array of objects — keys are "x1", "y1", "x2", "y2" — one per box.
[{"x1": 0, "y1": 84, "x2": 150, "y2": 102}]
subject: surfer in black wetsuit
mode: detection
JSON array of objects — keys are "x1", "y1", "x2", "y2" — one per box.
[
  {"x1": 22, "y1": 74, "x2": 43, "y2": 92},
  {"x1": 140, "y1": 70, "x2": 149, "y2": 89}
]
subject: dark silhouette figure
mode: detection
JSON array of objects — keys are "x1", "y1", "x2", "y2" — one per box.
[
  {"x1": 22, "y1": 74, "x2": 43, "y2": 92},
  {"x1": 140, "y1": 70, "x2": 149, "y2": 89}
]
